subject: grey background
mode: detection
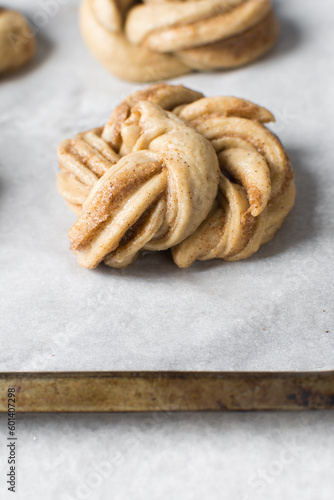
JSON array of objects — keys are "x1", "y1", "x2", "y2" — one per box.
[{"x1": 0, "y1": 1, "x2": 334, "y2": 499}]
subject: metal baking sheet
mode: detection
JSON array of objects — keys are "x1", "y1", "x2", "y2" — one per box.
[
  {"x1": 0, "y1": 0, "x2": 333, "y2": 390},
  {"x1": 1, "y1": 372, "x2": 334, "y2": 412}
]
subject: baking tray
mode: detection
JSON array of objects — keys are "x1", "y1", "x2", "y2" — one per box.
[
  {"x1": 1, "y1": 0, "x2": 333, "y2": 413},
  {"x1": 1, "y1": 371, "x2": 334, "y2": 412}
]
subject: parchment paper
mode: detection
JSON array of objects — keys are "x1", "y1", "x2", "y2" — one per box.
[{"x1": 0, "y1": 0, "x2": 333, "y2": 372}]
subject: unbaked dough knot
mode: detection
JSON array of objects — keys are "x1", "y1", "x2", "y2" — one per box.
[
  {"x1": 57, "y1": 84, "x2": 295, "y2": 269},
  {"x1": 80, "y1": 0, "x2": 279, "y2": 81}
]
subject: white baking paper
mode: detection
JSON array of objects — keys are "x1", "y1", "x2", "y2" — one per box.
[{"x1": 0, "y1": 0, "x2": 333, "y2": 372}]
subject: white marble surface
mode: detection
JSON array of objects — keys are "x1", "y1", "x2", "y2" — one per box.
[
  {"x1": 0, "y1": 1, "x2": 334, "y2": 498},
  {"x1": 1, "y1": 411, "x2": 334, "y2": 499},
  {"x1": 0, "y1": 0, "x2": 334, "y2": 372}
]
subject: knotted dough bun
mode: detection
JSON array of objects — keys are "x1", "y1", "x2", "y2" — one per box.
[
  {"x1": 80, "y1": 0, "x2": 279, "y2": 82},
  {"x1": 57, "y1": 84, "x2": 295, "y2": 269},
  {"x1": 0, "y1": 8, "x2": 35, "y2": 74}
]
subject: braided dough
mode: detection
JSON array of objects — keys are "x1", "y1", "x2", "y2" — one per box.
[
  {"x1": 80, "y1": 0, "x2": 279, "y2": 82},
  {"x1": 172, "y1": 96, "x2": 295, "y2": 266},
  {"x1": 0, "y1": 8, "x2": 35, "y2": 74},
  {"x1": 57, "y1": 85, "x2": 219, "y2": 268},
  {"x1": 57, "y1": 83, "x2": 295, "y2": 269}
]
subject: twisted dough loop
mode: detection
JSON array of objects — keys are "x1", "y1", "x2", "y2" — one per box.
[
  {"x1": 80, "y1": 0, "x2": 279, "y2": 82},
  {"x1": 58, "y1": 88, "x2": 219, "y2": 268},
  {"x1": 57, "y1": 83, "x2": 203, "y2": 215},
  {"x1": 57, "y1": 83, "x2": 295, "y2": 269},
  {"x1": 172, "y1": 95, "x2": 295, "y2": 266},
  {"x1": 57, "y1": 127, "x2": 120, "y2": 214},
  {"x1": 0, "y1": 8, "x2": 35, "y2": 74}
]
